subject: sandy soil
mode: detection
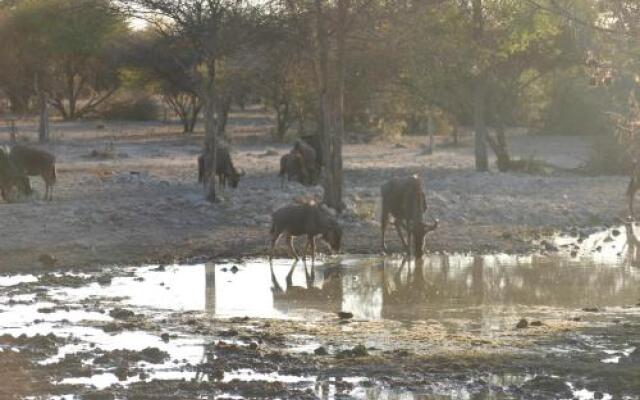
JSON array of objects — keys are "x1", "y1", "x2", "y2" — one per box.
[{"x1": 0, "y1": 113, "x2": 629, "y2": 272}]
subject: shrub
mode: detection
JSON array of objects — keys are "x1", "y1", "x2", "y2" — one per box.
[
  {"x1": 100, "y1": 95, "x2": 160, "y2": 121},
  {"x1": 584, "y1": 133, "x2": 631, "y2": 175},
  {"x1": 539, "y1": 75, "x2": 611, "y2": 136}
]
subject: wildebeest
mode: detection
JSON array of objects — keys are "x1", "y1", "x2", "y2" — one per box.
[
  {"x1": 300, "y1": 134, "x2": 323, "y2": 170},
  {"x1": 291, "y1": 139, "x2": 319, "y2": 185},
  {"x1": 198, "y1": 146, "x2": 245, "y2": 189},
  {"x1": 0, "y1": 147, "x2": 31, "y2": 202},
  {"x1": 381, "y1": 175, "x2": 438, "y2": 258},
  {"x1": 9, "y1": 145, "x2": 55, "y2": 201},
  {"x1": 269, "y1": 202, "x2": 342, "y2": 261},
  {"x1": 278, "y1": 152, "x2": 304, "y2": 188}
]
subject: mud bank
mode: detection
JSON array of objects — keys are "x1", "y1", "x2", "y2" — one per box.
[{"x1": 1, "y1": 255, "x2": 639, "y2": 399}]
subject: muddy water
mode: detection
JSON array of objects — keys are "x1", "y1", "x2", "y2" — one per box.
[{"x1": 1, "y1": 252, "x2": 639, "y2": 399}]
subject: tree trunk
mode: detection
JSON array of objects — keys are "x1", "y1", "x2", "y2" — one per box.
[
  {"x1": 318, "y1": 0, "x2": 346, "y2": 212},
  {"x1": 203, "y1": 94, "x2": 217, "y2": 202},
  {"x1": 275, "y1": 101, "x2": 290, "y2": 142},
  {"x1": 216, "y1": 96, "x2": 231, "y2": 140},
  {"x1": 486, "y1": 118, "x2": 511, "y2": 172},
  {"x1": 35, "y1": 73, "x2": 50, "y2": 144},
  {"x1": 472, "y1": 0, "x2": 488, "y2": 172},
  {"x1": 201, "y1": 60, "x2": 218, "y2": 203},
  {"x1": 473, "y1": 81, "x2": 488, "y2": 171},
  {"x1": 187, "y1": 95, "x2": 201, "y2": 133}
]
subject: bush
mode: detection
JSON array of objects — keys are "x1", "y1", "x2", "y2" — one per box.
[
  {"x1": 539, "y1": 75, "x2": 611, "y2": 136},
  {"x1": 100, "y1": 95, "x2": 160, "y2": 121},
  {"x1": 584, "y1": 133, "x2": 632, "y2": 175}
]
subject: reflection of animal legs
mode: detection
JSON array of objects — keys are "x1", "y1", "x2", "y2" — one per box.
[
  {"x1": 269, "y1": 232, "x2": 282, "y2": 260},
  {"x1": 381, "y1": 207, "x2": 389, "y2": 253},
  {"x1": 286, "y1": 234, "x2": 299, "y2": 260},
  {"x1": 285, "y1": 260, "x2": 298, "y2": 288}
]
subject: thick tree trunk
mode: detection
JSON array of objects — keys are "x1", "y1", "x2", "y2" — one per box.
[{"x1": 317, "y1": 0, "x2": 346, "y2": 212}]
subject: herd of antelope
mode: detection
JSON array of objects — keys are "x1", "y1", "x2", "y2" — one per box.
[{"x1": 7, "y1": 133, "x2": 640, "y2": 261}]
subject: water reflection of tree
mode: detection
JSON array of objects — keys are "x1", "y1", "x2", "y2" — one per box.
[{"x1": 205, "y1": 262, "x2": 215, "y2": 314}]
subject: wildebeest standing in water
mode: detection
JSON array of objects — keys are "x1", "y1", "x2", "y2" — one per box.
[
  {"x1": 381, "y1": 175, "x2": 438, "y2": 258},
  {"x1": 8, "y1": 145, "x2": 55, "y2": 201},
  {"x1": 269, "y1": 202, "x2": 342, "y2": 261},
  {"x1": 198, "y1": 146, "x2": 245, "y2": 189}
]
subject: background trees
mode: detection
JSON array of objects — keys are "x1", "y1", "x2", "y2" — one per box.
[{"x1": 0, "y1": 0, "x2": 636, "y2": 201}]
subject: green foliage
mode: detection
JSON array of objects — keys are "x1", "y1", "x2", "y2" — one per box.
[
  {"x1": 540, "y1": 73, "x2": 612, "y2": 136},
  {"x1": 100, "y1": 94, "x2": 159, "y2": 121}
]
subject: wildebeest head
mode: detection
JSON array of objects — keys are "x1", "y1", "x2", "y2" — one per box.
[
  {"x1": 323, "y1": 221, "x2": 342, "y2": 254},
  {"x1": 228, "y1": 168, "x2": 245, "y2": 188},
  {"x1": 412, "y1": 217, "x2": 438, "y2": 259}
]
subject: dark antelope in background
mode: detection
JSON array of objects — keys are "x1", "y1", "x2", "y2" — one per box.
[
  {"x1": 198, "y1": 146, "x2": 245, "y2": 189},
  {"x1": 9, "y1": 145, "x2": 56, "y2": 201},
  {"x1": 0, "y1": 147, "x2": 32, "y2": 201},
  {"x1": 381, "y1": 175, "x2": 438, "y2": 258}
]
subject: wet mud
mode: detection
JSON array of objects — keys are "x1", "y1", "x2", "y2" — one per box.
[{"x1": 1, "y1": 247, "x2": 639, "y2": 399}]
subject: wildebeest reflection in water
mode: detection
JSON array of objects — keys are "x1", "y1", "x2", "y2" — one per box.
[{"x1": 202, "y1": 255, "x2": 640, "y2": 327}]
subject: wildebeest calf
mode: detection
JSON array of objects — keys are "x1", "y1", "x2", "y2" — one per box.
[
  {"x1": 270, "y1": 202, "x2": 342, "y2": 261},
  {"x1": 381, "y1": 175, "x2": 438, "y2": 258},
  {"x1": 198, "y1": 146, "x2": 245, "y2": 188},
  {"x1": 9, "y1": 145, "x2": 55, "y2": 201}
]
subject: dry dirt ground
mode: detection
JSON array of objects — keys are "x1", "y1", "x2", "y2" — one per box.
[{"x1": 0, "y1": 112, "x2": 629, "y2": 272}]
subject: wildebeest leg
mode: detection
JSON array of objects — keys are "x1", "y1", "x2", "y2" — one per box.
[
  {"x1": 381, "y1": 207, "x2": 389, "y2": 253},
  {"x1": 285, "y1": 259, "x2": 298, "y2": 288},
  {"x1": 304, "y1": 234, "x2": 316, "y2": 262},
  {"x1": 269, "y1": 232, "x2": 283, "y2": 260},
  {"x1": 286, "y1": 234, "x2": 299, "y2": 260},
  {"x1": 394, "y1": 220, "x2": 410, "y2": 253}
]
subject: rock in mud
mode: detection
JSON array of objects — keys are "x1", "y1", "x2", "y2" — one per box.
[
  {"x1": 97, "y1": 275, "x2": 112, "y2": 286},
  {"x1": 94, "y1": 347, "x2": 169, "y2": 366},
  {"x1": 38, "y1": 253, "x2": 57, "y2": 267},
  {"x1": 314, "y1": 346, "x2": 328, "y2": 356},
  {"x1": 515, "y1": 318, "x2": 529, "y2": 329},
  {"x1": 530, "y1": 320, "x2": 544, "y2": 327},
  {"x1": 109, "y1": 308, "x2": 135, "y2": 320},
  {"x1": 521, "y1": 376, "x2": 572, "y2": 398},
  {"x1": 337, "y1": 344, "x2": 368, "y2": 359},
  {"x1": 621, "y1": 346, "x2": 640, "y2": 365},
  {"x1": 337, "y1": 312, "x2": 354, "y2": 320},
  {"x1": 583, "y1": 307, "x2": 600, "y2": 313}
]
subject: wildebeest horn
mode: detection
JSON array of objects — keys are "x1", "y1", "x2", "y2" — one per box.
[{"x1": 238, "y1": 168, "x2": 246, "y2": 176}]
